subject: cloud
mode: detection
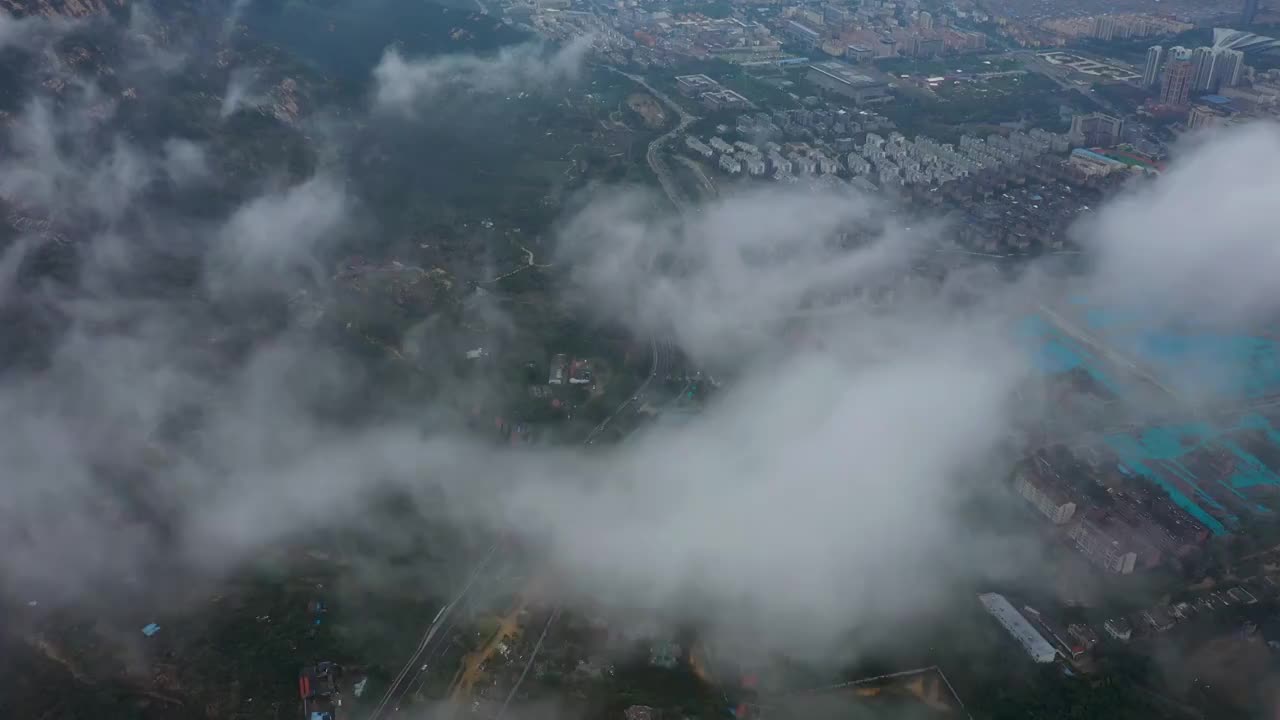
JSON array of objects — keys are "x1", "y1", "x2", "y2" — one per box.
[
  {"x1": 0, "y1": 12, "x2": 78, "y2": 53},
  {"x1": 1077, "y1": 122, "x2": 1280, "y2": 328},
  {"x1": 555, "y1": 185, "x2": 933, "y2": 364},
  {"x1": 0, "y1": 97, "x2": 149, "y2": 225},
  {"x1": 5, "y1": 5, "x2": 1280, "y2": 681},
  {"x1": 161, "y1": 138, "x2": 211, "y2": 186},
  {"x1": 0, "y1": 96, "x2": 212, "y2": 225},
  {"x1": 371, "y1": 34, "x2": 594, "y2": 115},
  {"x1": 219, "y1": 66, "x2": 265, "y2": 119},
  {"x1": 205, "y1": 174, "x2": 350, "y2": 295}
]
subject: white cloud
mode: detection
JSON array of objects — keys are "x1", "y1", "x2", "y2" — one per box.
[
  {"x1": 371, "y1": 34, "x2": 594, "y2": 115},
  {"x1": 1077, "y1": 122, "x2": 1280, "y2": 327},
  {"x1": 205, "y1": 175, "x2": 349, "y2": 295}
]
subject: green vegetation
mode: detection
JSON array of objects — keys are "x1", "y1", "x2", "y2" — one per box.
[
  {"x1": 880, "y1": 72, "x2": 1070, "y2": 141},
  {"x1": 669, "y1": 0, "x2": 734, "y2": 18},
  {"x1": 875, "y1": 53, "x2": 1020, "y2": 77}
]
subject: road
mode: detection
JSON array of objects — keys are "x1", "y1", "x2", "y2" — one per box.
[
  {"x1": 1037, "y1": 302, "x2": 1180, "y2": 401},
  {"x1": 1014, "y1": 50, "x2": 1125, "y2": 116},
  {"x1": 584, "y1": 336, "x2": 675, "y2": 444},
  {"x1": 366, "y1": 543, "x2": 502, "y2": 720},
  {"x1": 372, "y1": 332, "x2": 674, "y2": 714},
  {"x1": 493, "y1": 607, "x2": 563, "y2": 720},
  {"x1": 674, "y1": 155, "x2": 718, "y2": 199},
  {"x1": 606, "y1": 66, "x2": 699, "y2": 211}
]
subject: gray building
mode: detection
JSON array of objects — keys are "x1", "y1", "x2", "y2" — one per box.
[
  {"x1": 805, "y1": 60, "x2": 890, "y2": 103},
  {"x1": 1143, "y1": 45, "x2": 1163, "y2": 87}
]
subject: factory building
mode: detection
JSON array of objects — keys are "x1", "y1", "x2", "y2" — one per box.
[
  {"x1": 978, "y1": 593, "x2": 1058, "y2": 664},
  {"x1": 805, "y1": 60, "x2": 890, "y2": 103}
]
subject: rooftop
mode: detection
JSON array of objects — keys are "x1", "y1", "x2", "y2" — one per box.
[{"x1": 809, "y1": 60, "x2": 885, "y2": 87}]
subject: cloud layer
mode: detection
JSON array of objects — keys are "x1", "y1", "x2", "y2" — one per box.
[{"x1": 5, "y1": 4, "x2": 1280, "y2": 674}]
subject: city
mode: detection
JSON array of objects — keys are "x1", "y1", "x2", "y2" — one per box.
[{"x1": 3, "y1": 0, "x2": 1280, "y2": 718}]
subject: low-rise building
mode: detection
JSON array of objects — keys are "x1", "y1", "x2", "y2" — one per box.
[
  {"x1": 685, "y1": 137, "x2": 714, "y2": 158},
  {"x1": 1068, "y1": 511, "x2": 1162, "y2": 575},
  {"x1": 1015, "y1": 468, "x2": 1077, "y2": 524},
  {"x1": 1142, "y1": 606, "x2": 1176, "y2": 632},
  {"x1": 1104, "y1": 617, "x2": 1133, "y2": 641},
  {"x1": 718, "y1": 154, "x2": 742, "y2": 174},
  {"x1": 978, "y1": 593, "x2": 1059, "y2": 663},
  {"x1": 548, "y1": 353, "x2": 568, "y2": 385}
]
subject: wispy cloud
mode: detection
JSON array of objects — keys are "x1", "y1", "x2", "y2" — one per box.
[{"x1": 371, "y1": 34, "x2": 594, "y2": 115}]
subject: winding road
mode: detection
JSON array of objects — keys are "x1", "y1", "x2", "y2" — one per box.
[{"x1": 606, "y1": 66, "x2": 699, "y2": 211}]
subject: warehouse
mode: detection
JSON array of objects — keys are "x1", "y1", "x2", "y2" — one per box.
[{"x1": 978, "y1": 593, "x2": 1058, "y2": 663}]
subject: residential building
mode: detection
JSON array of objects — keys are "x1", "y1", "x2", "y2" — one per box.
[
  {"x1": 685, "y1": 137, "x2": 713, "y2": 158},
  {"x1": 978, "y1": 593, "x2": 1058, "y2": 663},
  {"x1": 1191, "y1": 46, "x2": 1215, "y2": 92},
  {"x1": 1160, "y1": 49, "x2": 1194, "y2": 106},
  {"x1": 1143, "y1": 45, "x2": 1163, "y2": 87},
  {"x1": 1092, "y1": 16, "x2": 1118, "y2": 41},
  {"x1": 1069, "y1": 112, "x2": 1124, "y2": 147},
  {"x1": 1188, "y1": 103, "x2": 1227, "y2": 129},
  {"x1": 1015, "y1": 470, "x2": 1077, "y2": 524},
  {"x1": 1209, "y1": 48, "x2": 1244, "y2": 91}
]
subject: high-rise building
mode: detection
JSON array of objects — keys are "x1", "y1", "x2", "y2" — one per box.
[
  {"x1": 1209, "y1": 48, "x2": 1245, "y2": 91},
  {"x1": 1191, "y1": 46, "x2": 1215, "y2": 91},
  {"x1": 1069, "y1": 112, "x2": 1125, "y2": 147},
  {"x1": 1161, "y1": 49, "x2": 1195, "y2": 106},
  {"x1": 1143, "y1": 45, "x2": 1164, "y2": 87},
  {"x1": 1242, "y1": 0, "x2": 1259, "y2": 26},
  {"x1": 1091, "y1": 16, "x2": 1117, "y2": 41},
  {"x1": 916, "y1": 10, "x2": 933, "y2": 29}
]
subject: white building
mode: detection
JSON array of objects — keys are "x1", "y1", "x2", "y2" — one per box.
[
  {"x1": 548, "y1": 353, "x2": 568, "y2": 385},
  {"x1": 978, "y1": 593, "x2": 1058, "y2": 663},
  {"x1": 1015, "y1": 471, "x2": 1077, "y2": 524},
  {"x1": 685, "y1": 137, "x2": 714, "y2": 158}
]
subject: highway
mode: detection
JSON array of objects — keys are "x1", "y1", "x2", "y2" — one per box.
[
  {"x1": 370, "y1": 332, "x2": 675, "y2": 715},
  {"x1": 366, "y1": 543, "x2": 502, "y2": 720},
  {"x1": 493, "y1": 607, "x2": 563, "y2": 720},
  {"x1": 373, "y1": 67, "x2": 694, "y2": 710},
  {"x1": 585, "y1": 336, "x2": 676, "y2": 444}
]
